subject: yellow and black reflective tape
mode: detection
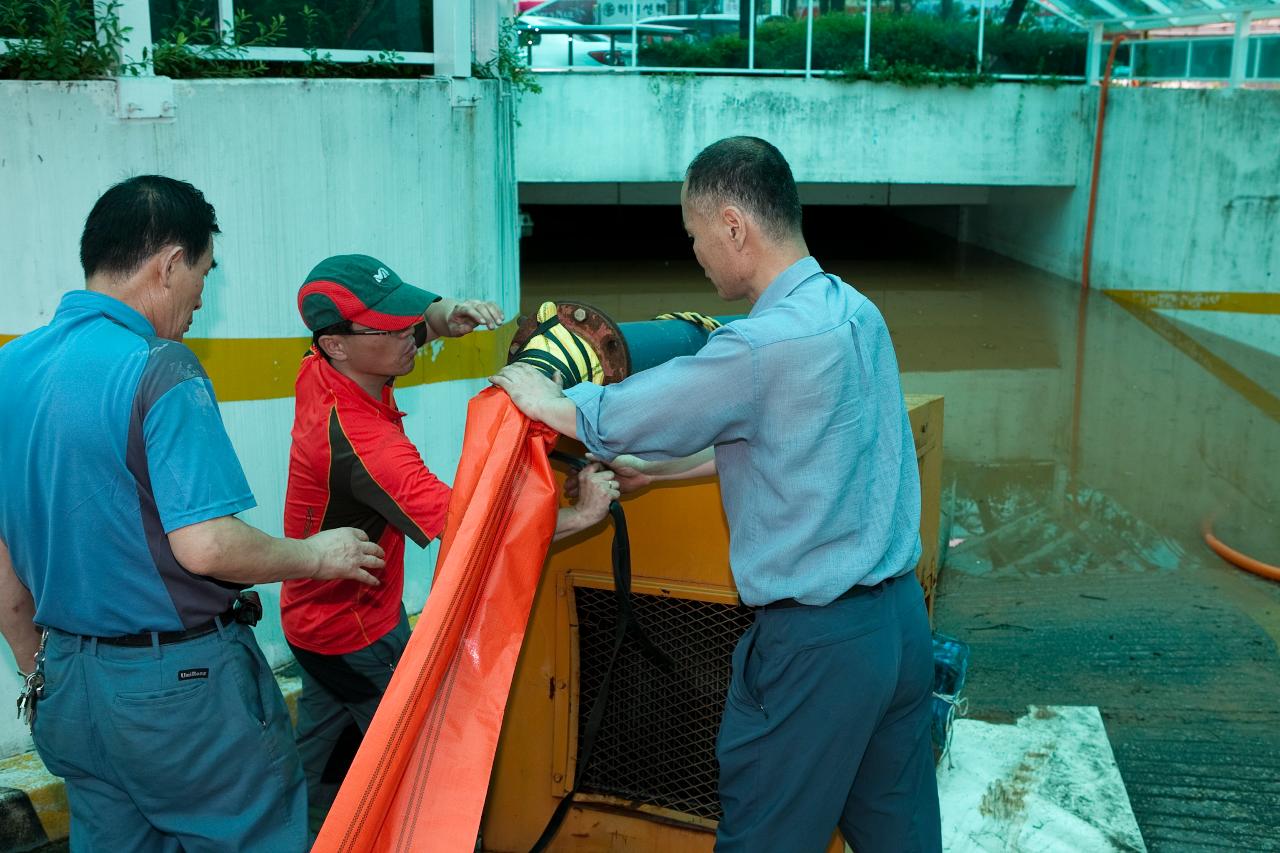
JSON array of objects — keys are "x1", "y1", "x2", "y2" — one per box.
[
  {"x1": 654, "y1": 311, "x2": 722, "y2": 333},
  {"x1": 511, "y1": 302, "x2": 603, "y2": 387}
]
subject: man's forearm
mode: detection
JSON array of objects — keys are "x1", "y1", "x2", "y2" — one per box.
[
  {"x1": 169, "y1": 517, "x2": 318, "y2": 585},
  {"x1": 532, "y1": 395, "x2": 580, "y2": 439},
  {"x1": 553, "y1": 507, "x2": 593, "y2": 542},
  {"x1": 649, "y1": 448, "x2": 716, "y2": 481},
  {"x1": 0, "y1": 539, "x2": 41, "y2": 672},
  {"x1": 424, "y1": 298, "x2": 456, "y2": 341}
]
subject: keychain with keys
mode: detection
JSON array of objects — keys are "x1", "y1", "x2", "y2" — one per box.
[{"x1": 16, "y1": 630, "x2": 47, "y2": 729}]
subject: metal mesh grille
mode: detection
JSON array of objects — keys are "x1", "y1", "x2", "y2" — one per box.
[{"x1": 573, "y1": 586, "x2": 755, "y2": 822}]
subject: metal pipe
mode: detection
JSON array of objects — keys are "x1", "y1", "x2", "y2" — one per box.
[
  {"x1": 218, "y1": 0, "x2": 235, "y2": 45},
  {"x1": 631, "y1": 0, "x2": 639, "y2": 68},
  {"x1": 977, "y1": 0, "x2": 986, "y2": 73},
  {"x1": 617, "y1": 317, "x2": 741, "y2": 374},
  {"x1": 114, "y1": 0, "x2": 155, "y2": 73},
  {"x1": 508, "y1": 302, "x2": 743, "y2": 386},
  {"x1": 805, "y1": 0, "x2": 815, "y2": 79},
  {"x1": 864, "y1": 0, "x2": 872, "y2": 70}
]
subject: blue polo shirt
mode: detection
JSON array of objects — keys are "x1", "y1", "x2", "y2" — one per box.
[{"x1": 0, "y1": 291, "x2": 256, "y2": 636}]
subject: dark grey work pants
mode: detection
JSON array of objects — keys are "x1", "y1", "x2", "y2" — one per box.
[
  {"x1": 716, "y1": 573, "x2": 942, "y2": 853},
  {"x1": 290, "y1": 608, "x2": 411, "y2": 830}
]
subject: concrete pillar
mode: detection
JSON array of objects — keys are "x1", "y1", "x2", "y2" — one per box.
[
  {"x1": 112, "y1": 0, "x2": 154, "y2": 73},
  {"x1": 474, "y1": 0, "x2": 501, "y2": 69},
  {"x1": 1229, "y1": 11, "x2": 1252, "y2": 88},
  {"x1": 1087, "y1": 24, "x2": 1104, "y2": 86},
  {"x1": 434, "y1": 0, "x2": 474, "y2": 78}
]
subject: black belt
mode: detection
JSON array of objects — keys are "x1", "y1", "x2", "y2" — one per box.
[
  {"x1": 93, "y1": 592, "x2": 263, "y2": 647},
  {"x1": 760, "y1": 575, "x2": 894, "y2": 611}
]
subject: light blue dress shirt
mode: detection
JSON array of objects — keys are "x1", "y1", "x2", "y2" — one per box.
[{"x1": 565, "y1": 256, "x2": 922, "y2": 607}]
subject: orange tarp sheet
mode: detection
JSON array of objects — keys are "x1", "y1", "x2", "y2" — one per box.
[{"x1": 314, "y1": 387, "x2": 559, "y2": 852}]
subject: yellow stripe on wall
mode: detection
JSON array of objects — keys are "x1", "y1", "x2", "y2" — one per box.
[
  {"x1": 0, "y1": 324, "x2": 518, "y2": 403},
  {"x1": 1104, "y1": 290, "x2": 1280, "y2": 314},
  {"x1": 1111, "y1": 300, "x2": 1280, "y2": 423}
]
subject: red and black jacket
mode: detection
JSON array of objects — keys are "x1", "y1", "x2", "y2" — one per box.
[{"x1": 281, "y1": 349, "x2": 451, "y2": 655}]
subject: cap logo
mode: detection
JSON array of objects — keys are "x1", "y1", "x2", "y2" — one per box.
[{"x1": 373, "y1": 267, "x2": 390, "y2": 284}]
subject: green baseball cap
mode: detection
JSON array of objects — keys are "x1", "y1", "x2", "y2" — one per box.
[{"x1": 297, "y1": 254, "x2": 440, "y2": 332}]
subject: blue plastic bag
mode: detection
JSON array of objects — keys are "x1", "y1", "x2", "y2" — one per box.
[{"x1": 931, "y1": 633, "x2": 970, "y2": 761}]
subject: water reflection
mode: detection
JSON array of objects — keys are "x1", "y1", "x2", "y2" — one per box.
[{"x1": 522, "y1": 234, "x2": 1279, "y2": 568}]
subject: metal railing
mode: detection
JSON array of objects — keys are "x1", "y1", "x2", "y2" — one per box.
[
  {"x1": 1086, "y1": 11, "x2": 1280, "y2": 86},
  {"x1": 1112, "y1": 32, "x2": 1280, "y2": 81},
  {"x1": 519, "y1": 0, "x2": 1090, "y2": 81},
  {"x1": 0, "y1": 0, "x2": 483, "y2": 76},
  {"x1": 520, "y1": 1, "x2": 1280, "y2": 87},
  {"x1": 5, "y1": 0, "x2": 1276, "y2": 86}
]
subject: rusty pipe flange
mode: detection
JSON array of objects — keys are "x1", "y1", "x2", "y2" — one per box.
[{"x1": 507, "y1": 301, "x2": 631, "y2": 385}]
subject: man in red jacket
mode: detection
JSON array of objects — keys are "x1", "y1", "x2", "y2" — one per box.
[{"x1": 282, "y1": 255, "x2": 617, "y2": 826}]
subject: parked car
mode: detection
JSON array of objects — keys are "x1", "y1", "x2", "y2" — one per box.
[
  {"x1": 637, "y1": 13, "x2": 745, "y2": 42},
  {"x1": 516, "y1": 15, "x2": 633, "y2": 67}
]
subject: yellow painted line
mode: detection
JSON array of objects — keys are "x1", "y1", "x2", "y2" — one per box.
[
  {"x1": 1104, "y1": 290, "x2": 1280, "y2": 314},
  {"x1": 0, "y1": 750, "x2": 69, "y2": 841},
  {"x1": 1110, "y1": 297, "x2": 1280, "y2": 424},
  {"x1": 1, "y1": 324, "x2": 519, "y2": 403}
]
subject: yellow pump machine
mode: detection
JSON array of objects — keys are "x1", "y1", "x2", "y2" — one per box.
[{"x1": 481, "y1": 304, "x2": 944, "y2": 852}]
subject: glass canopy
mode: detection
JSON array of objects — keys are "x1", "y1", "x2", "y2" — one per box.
[{"x1": 1035, "y1": 0, "x2": 1280, "y2": 30}]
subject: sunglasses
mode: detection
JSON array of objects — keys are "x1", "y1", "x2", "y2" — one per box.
[{"x1": 337, "y1": 322, "x2": 429, "y2": 348}]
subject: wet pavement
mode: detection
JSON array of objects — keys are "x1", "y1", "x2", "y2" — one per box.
[{"x1": 521, "y1": 206, "x2": 1280, "y2": 852}]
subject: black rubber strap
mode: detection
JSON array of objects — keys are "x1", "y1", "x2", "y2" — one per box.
[
  {"x1": 515, "y1": 314, "x2": 596, "y2": 387},
  {"x1": 537, "y1": 315, "x2": 595, "y2": 382},
  {"x1": 530, "y1": 454, "x2": 672, "y2": 853},
  {"x1": 516, "y1": 349, "x2": 575, "y2": 384}
]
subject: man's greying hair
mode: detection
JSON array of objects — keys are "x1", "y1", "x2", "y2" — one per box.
[
  {"x1": 684, "y1": 137, "x2": 803, "y2": 241},
  {"x1": 80, "y1": 175, "x2": 220, "y2": 278}
]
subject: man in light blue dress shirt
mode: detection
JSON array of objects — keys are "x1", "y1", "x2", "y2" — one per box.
[{"x1": 492, "y1": 137, "x2": 941, "y2": 852}]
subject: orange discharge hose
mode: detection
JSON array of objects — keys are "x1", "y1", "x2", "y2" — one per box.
[{"x1": 1203, "y1": 521, "x2": 1280, "y2": 583}]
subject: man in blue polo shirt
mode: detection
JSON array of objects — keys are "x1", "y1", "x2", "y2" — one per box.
[{"x1": 0, "y1": 175, "x2": 385, "y2": 852}]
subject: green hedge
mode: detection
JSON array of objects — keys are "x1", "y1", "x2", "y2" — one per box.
[{"x1": 639, "y1": 14, "x2": 1087, "y2": 77}]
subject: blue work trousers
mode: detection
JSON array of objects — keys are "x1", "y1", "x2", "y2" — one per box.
[
  {"x1": 31, "y1": 620, "x2": 307, "y2": 852},
  {"x1": 716, "y1": 572, "x2": 942, "y2": 853}
]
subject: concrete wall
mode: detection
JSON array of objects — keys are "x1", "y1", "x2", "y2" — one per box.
[
  {"x1": 966, "y1": 87, "x2": 1280, "y2": 357},
  {"x1": 0, "y1": 77, "x2": 518, "y2": 758},
  {"x1": 517, "y1": 75, "x2": 1085, "y2": 189},
  {"x1": 518, "y1": 75, "x2": 1276, "y2": 356}
]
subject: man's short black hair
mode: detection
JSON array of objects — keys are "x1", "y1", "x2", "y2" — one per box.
[
  {"x1": 80, "y1": 175, "x2": 220, "y2": 279},
  {"x1": 684, "y1": 137, "x2": 803, "y2": 241},
  {"x1": 312, "y1": 320, "x2": 352, "y2": 362}
]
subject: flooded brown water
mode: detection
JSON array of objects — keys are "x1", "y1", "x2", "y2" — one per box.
[{"x1": 521, "y1": 207, "x2": 1280, "y2": 851}]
